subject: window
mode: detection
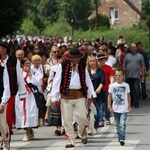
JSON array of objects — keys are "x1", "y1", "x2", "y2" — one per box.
[
  {"x1": 110, "y1": 7, "x2": 119, "y2": 19},
  {"x1": 110, "y1": 7, "x2": 119, "y2": 25}
]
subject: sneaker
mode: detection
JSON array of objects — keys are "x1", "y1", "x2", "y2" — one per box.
[
  {"x1": 106, "y1": 119, "x2": 111, "y2": 125},
  {"x1": 120, "y1": 140, "x2": 125, "y2": 146}
]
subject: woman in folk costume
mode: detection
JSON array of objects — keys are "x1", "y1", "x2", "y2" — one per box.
[
  {"x1": 45, "y1": 46, "x2": 60, "y2": 124},
  {"x1": 30, "y1": 55, "x2": 46, "y2": 126},
  {"x1": 46, "y1": 50, "x2": 66, "y2": 136},
  {"x1": 15, "y1": 57, "x2": 39, "y2": 141}
]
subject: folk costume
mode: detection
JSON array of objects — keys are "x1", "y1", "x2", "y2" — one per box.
[
  {"x1": 0, "y1": 42, "x2": 27, "y2": 135},
  {"x1": 51, "y1": 48, "x2": 96, "y2": 148},
  {"x1": 15, "y1": 70, "x2": 39, "y2": 129},
  {"x1": 0, "y1": 64, "x2": 10, "y2": 150}
]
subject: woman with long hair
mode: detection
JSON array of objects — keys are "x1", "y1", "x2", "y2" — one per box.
[{"x1": 86, "y1": 56, "x2": 105, "y2": 134}]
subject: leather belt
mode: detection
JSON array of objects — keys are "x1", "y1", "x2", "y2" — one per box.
[{"x1": 61, "y1": 89, "x2": 84, "y2": 99}]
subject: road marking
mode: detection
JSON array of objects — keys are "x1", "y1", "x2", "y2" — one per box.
[
  {"x1": 44, "y1": 141, "x2": 81, "y2": 150},
  {"x1": 94, "y1": 117, "x2": 114, "y2": 138},
  {"x1": 10, "y1": 141, "x2": 30, "y2": 150},
  {"x1": 102, "y1": 140, "x2": 140, "y2": 150}
]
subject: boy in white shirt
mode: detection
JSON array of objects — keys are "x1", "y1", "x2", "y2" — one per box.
[{"x1": 108, "y1": 69, "x2": 131, "y2": 146}]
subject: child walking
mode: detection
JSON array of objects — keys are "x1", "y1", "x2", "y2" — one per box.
[{"x1": 108, "y1": 69, "x2": 131, "y2": 146}]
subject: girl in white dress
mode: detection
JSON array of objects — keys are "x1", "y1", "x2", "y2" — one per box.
[{"x1": 15, "y1": 57, "x2": 39, "y2": 141}]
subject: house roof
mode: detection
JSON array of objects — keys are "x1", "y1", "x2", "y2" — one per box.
[
  {"x1": 123, "y1": 0, "x2": 145, "y2": 19},
  {"x1": 89, "y1": 0, "x2": 146, "y2": 20}
]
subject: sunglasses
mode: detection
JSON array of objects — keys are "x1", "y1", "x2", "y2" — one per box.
[{"x1": 53, "y1": 51, "x2": 59, "y2": 53}]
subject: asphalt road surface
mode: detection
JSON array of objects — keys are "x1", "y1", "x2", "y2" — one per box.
[{"x1": 1, "y1": 80, "x2": 150, "y2": 150}]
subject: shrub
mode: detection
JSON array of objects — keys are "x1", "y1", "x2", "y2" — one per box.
[
  {"x1": 42, "y1": 16, "x2": 72, "y2": 37},
  {"x1": 89, "y1": 14, "x2": 110, "y2": 30}
]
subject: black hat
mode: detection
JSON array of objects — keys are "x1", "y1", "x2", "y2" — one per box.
[
  {"x1": 0, "y1": 42, "x2": 11, "y2": 54},
  {"x1": 96, "y1": 54, "x2": 107, "y2": 60},
  {"x1": 65, "y1": 48, "x2": 85, "y2": 60}
]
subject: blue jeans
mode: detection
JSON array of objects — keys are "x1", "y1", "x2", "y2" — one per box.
[
  {"x1": 93, "y1": 99, "x2": 100, "y2": 129},
  {"x1": 126, "y1": 78, "x2": 140, "y2": 106},
  {"x1": 99, "y1": 91, "x2": 110, "y2": 122},
  {"x1": 114, "y1": 112, "x2": 127, "y2": 141}
]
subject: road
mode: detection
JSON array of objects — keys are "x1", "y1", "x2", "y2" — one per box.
[{"x1": 1, "y1": 81, "x2": 150, "y2": 150}]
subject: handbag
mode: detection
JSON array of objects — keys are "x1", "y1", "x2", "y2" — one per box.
[
  {"x1": 26, "y1": 82, "x2": 46, "y2": 116},
  {"x1": 48, "y1": 104, "x2": 62, "y2": 126}
]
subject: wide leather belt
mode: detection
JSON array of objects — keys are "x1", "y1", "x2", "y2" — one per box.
[{"x1": 61, "y1": 89, "x2": 84, "y2": 99}]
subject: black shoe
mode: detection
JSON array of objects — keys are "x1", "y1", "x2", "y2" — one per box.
[
  {"x1": 10, "y1": 131, "x2": 13, "y2": 135},
  {"x1": 65, "y1": 144, "x2": 75, "y2": 148},
  {"x1": 120, "y1": 140, "x2": 125, "y2": 146},
  {"x1": 142, "y1": 95, "x2": 148, "y2": 100},
  {"x1": 55, "y1": 129, "x2": 62, "y2": 136},
  {"x1": 134, "y1": 104, "x2": 139, "y2": 108},
  {"x1": 62, "y1": 129, "x2": 65, "y2": 135}
]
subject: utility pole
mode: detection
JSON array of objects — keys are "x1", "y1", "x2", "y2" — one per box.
[{"x1": 94, "y1": 0, "x2": 99, "y2": 30}]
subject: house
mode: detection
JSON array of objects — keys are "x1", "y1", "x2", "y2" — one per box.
[{"x1": 89, "y1": 0, "x2": 145, "y2": 29}]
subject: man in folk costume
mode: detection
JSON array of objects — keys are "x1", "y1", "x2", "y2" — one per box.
[
  {"x1": 51, "y1": 48, "x2": 96, "y2": 148},
  {"x1": 0, "y1": 42, "x2": 26, "y2": 140},
  {"x1": 0, "y1": 62, "x2": 10, "y2": 150}
]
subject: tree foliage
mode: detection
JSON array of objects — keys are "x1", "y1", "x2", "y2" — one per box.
[
  {"x1": 89, "y1": 14, "x2": 110, "y2": 30},
  {"x1": 62, "y1": 0, "x2": 94, "y2": 30},
  {"x1": 142, "y1": 0, "x2": 150, "y2": 16},
  {"x1": 0, "y1": 0, "x2": 24, "y2": 37},
  {"x1": 42, "y1": 16, "x2": 72, "y2": 36},
  {"x1": 22, "y1": 0, "x2": 94, "y2": 32},
  {"x1": 20, "y1": 18, "x2": 39, "y2": 35}
]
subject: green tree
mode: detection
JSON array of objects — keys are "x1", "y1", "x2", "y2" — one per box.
[
  {"x1": 0, "y1": 0, "x2": 24, "y2": 37},
  {"x1": 23, "y1": 0, "x2": 60, "y2": 31},
  {"x1": 38, "y1": 0, "x2": 59, "y2": 24},
  {"x1": 142, "y1": 0, "x2": 150, "y2": 16},
  {"x1": 61, "y1": 0, "x2": 94, "y2": 30},
  {"x1": 20, "y1": 18, "x2": 39, "y2": 35},
  {"x1": 42, "y1": 16, "x2": 72, "y2": 36}
]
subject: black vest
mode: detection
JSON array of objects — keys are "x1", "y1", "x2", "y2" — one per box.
[
  {"x1": 6, "y1": 56, "x2": 18, "y2": 96},
  {"x1": 60, "y1": 60, "x2": 88, "y2": 98},
  {"x1": 0, "y1": 66, "x2": 4, "y2": 104}
]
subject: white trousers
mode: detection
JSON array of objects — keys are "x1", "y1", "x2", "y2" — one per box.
[
  {"x1": 61, "y1": 98, "x2": 87, "y2": 146},
  {"x1": 0, "y1": 107, "x2": 9, "y2": 141}
]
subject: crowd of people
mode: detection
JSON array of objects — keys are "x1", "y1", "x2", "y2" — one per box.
[{"x1": 0, "y1": 34, "x2": 149, "y2": 149}]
